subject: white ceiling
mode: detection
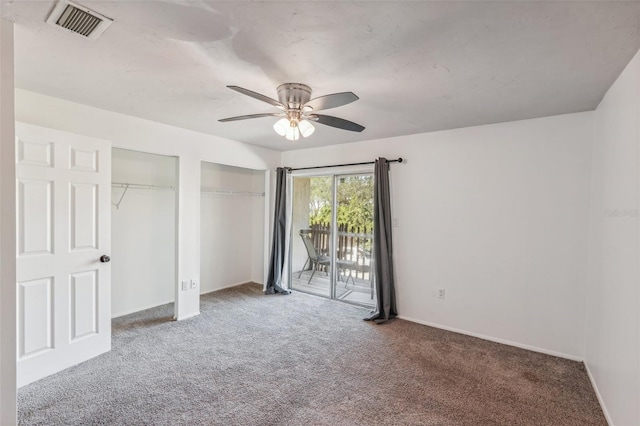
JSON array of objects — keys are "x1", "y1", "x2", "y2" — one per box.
[{"x1": 5, "y1": 1, "x2": 640, "y2": 151}]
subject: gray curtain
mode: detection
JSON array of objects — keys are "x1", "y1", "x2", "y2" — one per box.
[
  {"x1": 264, "y1": 167, "x2": 290, "y2": 295},
  {"x1": 365, "y1": 158, "x2": 397, "y2": 322}
]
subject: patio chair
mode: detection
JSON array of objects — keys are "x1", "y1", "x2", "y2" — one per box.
[
  {"x1": 298, "y1": 230, "x2": 357, "y2": 286},
  {"x1": 299, "y1": 231, "x2": 330, "y2": 284}
]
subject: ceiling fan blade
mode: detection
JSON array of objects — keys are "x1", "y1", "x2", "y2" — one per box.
[
  {"x1": 304, "y1": 92, "x2": 359, "y2": 112},
  {"x1": 312, "y1": 114, "x2": 365, "y2": 132},
  {"x1": 219, "y1": 113, "x2": 285, "y2": 122},
  {"x1": 227, "y1": 86, "x2": 285, "y2": 109}
]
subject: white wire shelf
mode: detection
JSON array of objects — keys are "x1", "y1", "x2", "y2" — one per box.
[
  {"x1": 111, "y1": 182, "x2": 175, "y2": 209},
  {"x1": 111, "y1": 182, "x2": 264, "y2": 209},
  {"x1": 200, "y1": 187, "x2": 265, "y2": 197}
]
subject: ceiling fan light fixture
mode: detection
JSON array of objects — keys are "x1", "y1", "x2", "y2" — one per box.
[
  {"x1": 298, "y1": 119, "x2": 315, "y2": 137},
  {"x1": 273, "y1": 118, "x2": 289, "y2": 136},
  {"x1": 285, "y1": 125, "x2": 300, "y2": 142}
]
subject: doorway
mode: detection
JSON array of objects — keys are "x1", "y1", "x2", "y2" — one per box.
[
  {"x1": 111, "y1": 148, "x2": 177, "y2": 318},
  {"x1": 290, "y1": 173, "x2": 376, "y2": 308},
  {"x1": 200, "y1": 162, "x2": 266, "y2": 293}
]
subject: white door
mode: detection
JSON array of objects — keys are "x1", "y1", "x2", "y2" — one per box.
[{"x1": 15, "y1": 123, "x2": 111, "y2": 387}]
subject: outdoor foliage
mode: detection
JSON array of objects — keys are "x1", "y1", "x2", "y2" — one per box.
[{"x1": 309, "y1": 175, "x2": 374, "y2": 230}]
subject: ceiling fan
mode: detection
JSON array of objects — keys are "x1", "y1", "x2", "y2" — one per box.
[{"x1": 219, "y1": 83, "x2": 365, "y2": 142}]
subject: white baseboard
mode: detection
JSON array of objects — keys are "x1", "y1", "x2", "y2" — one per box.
[
  {"x1": 397, "y1": 315, "x2": 584, "y2": 362},
  {"x1": 174, "y1": 311, "x2": 200, "y2": 321},
  {"x1": 112, "y1": 282, "x2": 262, "y2": 318},
  {"x1": 200, "y1": 281, "x2": 261, "y2": 295},
  {"x1": 585, "y1": 362, "x2": 613, "y2": 425},
  {"x1": 112, "y1": 299, "x2": 174, "y2": 319}
]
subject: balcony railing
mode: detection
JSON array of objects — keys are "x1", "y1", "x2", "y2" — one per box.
[{"x1": 306, "y1": 222, "x2": 373, "y2": 281}]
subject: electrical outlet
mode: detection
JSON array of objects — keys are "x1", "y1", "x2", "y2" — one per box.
[
  {"x1": 181, "y1": 281, "x2": 188, "y2": 291},
  {"x1": 190, "y1": 280, "x2": 197, "y2": 289},
  {"x1": 437, "y1": 289, "x2": 446, "y2": 299}
]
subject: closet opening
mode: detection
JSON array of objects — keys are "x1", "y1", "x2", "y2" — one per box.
[
  {"x1": 111, "y1": 148, "x2": 178, "y2": 319},
  {"x1": 200, "y1": 162, "x2": 266, "y2": 293}
]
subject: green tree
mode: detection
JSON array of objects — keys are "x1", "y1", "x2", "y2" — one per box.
[{"x1": 309, "y1": 175, "x2": 374, "y2": 232}]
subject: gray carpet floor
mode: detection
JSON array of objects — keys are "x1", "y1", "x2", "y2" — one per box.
[{"x1": 18, "y1": 283, "x2": 606, "y2": 425}]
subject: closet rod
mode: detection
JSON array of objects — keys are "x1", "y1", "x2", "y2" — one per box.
[
  {"x1": 111, "y1": 182, "x2": 175, "y2": 210},
  {"x1": 201, "y1": 188, "x2": 265, "y2": 197},
  {"x1": 112, "y1": 182, "x2": 175, "y2": 190},
  {"x1": 287, "y1": 157, "x2": 403, "y2": 171}
]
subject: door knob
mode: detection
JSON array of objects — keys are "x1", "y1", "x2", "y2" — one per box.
[{"x1": 100, "y1": 255, "x2": 111, "y2": 263}]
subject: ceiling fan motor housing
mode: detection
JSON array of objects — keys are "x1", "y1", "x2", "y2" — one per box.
[{"x1": 277, "y1": 83, "x2": 312, "y2": 110}]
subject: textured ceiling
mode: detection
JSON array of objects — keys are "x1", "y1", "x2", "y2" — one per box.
[{"x1": 5, "y1": 1, "x2": 640, "y2": 151}]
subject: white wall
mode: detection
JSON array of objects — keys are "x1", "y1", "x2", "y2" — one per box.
[
  {"x1": 200, "y1": 162, "x2": 265, "y2": 293},
  {"x1": 251, "y1": 172, "x2": 267, "y2": 284},
  {"x1": 0, "y1": 18, "x2": 16, "y2": 426},
  {"x1": 283, "y1": 112, "x2": 593, "y2": 360},
  {"x1": 15, "y1": 89, "x2": 279, "y2": 320},
  {"x1": 586, "y1": 49, "x2": 640, "y2": 426},
  {"x1": 111, "y1": 148, "x2": 177, "y2": 318}
]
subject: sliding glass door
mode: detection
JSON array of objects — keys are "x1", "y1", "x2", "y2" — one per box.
[
  {"x1": 291, "y1": 175, "x2": 333, "y2": 298},
  {"x1": 335, "y1": 174, "x2": 376, "y2": 305},
  {"x1": 290, "y1": 173, "x2": 376, "y2": 308}
]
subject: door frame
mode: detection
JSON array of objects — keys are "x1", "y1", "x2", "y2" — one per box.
[
  {"x1": 289, "y1": 166, "x2": 374, "y2": 305},
  {"x1": 110, "y1": 147, "x2": 179, "y2": 320}
]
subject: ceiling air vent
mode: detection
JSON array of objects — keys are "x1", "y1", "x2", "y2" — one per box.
[{"x1": 46, "y1": 1, "x2": 113, "y2": 40}]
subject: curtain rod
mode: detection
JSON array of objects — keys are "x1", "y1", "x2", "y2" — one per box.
[{"x1": 287, "y1": 157, "x2": 403, "y2": 171}]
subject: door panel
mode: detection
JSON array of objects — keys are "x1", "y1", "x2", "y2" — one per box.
[
  {"x1": 333, "y1": 174, "x2": 376, "y2": 306},
  {"x1": 290, "y1": 175, "x2": 333, "y2": 298},
  {"x1": 69, "y1": 270, "x2": 99, "y2": 341},
  {"x1": 17, "y1": 277, "x2": 54, "y2": 358},
  {"x1": 69, "y1": 146, "x2": 98, "y2": 172},
  {"x1": 16, "y1": 123, "x2": 111, "y2": 387},
  {"x1": 17, "y1": 179, "x2": 53, "y2": 256},
  {"x1": 17, "y1": 139, "x2": 53, "y2": 168},
  {"x1": 70, "y1": 183, "x2": 98, "y2": 251}
]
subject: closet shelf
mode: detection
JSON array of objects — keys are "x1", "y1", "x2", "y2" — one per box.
[
  {"x1": 112, "y1": 182, "x2": 263, "y2": 209},
  {"x1": 112, "y1": 182, "x2": 175, "y2": 190},
  {"x1": 111, "y1": 182, "x2": 175, "y2": 209},
  {"x1": 201, "y1": 187, "x2": 265, "y2": 197}
]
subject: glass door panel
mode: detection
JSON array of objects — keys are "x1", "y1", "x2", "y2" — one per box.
[
  {"x1": 334, "y1": 174, "x2": 376, "y2": 307},
  {"x1": 290, "y1": 175, "x2": 333, "y2": 297}
]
